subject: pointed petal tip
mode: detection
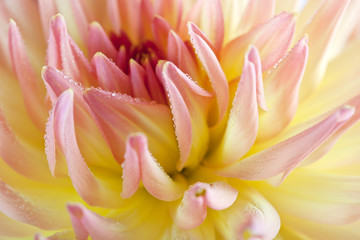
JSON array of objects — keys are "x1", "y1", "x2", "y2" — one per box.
[{"x1": 338, "y1": 105, "x2": 355, "y2": 122}]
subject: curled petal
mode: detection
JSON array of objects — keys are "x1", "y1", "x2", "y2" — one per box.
[
  {"x1": 67, "y1": 204, "x2": 126, "y2": 240},
  {"x1": 258, "y1": 36, "x2": 309, "y2": 141},
  {"x1": 217, "y1": 106, "x2": 355, "y2": 183},
  {"x1": 221, "y1": 12, "x2": 295, "y2": 80},
  {"x1": 158, "y1": 61, "x2": 213, "y2": 171},
  {"x1": 121, "y1": 133, "x2": 186, "y2": 201},
  {"x1": 83, "y1": 88, "x2": 179, "y2": 172},
  {"x1": 47, "y1": 89, "x2": 121, "y2": 207},
  {"x1": 174, "y1": 181, "x2": 238, "y2": 230},
  {"x1": 207, "y1": 46, "x2": 265, "y2": 166},
  {"x1": 189, "y1": 24, "x2": 229, "y2": 123}
]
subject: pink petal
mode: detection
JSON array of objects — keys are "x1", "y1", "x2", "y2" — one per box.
[
  {"x1": 0, "y1": 110, "x2": 52, "y2": 181},
  {"x1": 117, "y1": 0, "x2": 141, "y2": 43},
  {"x1": 206, "y1": 47, "x2": 264, "y2": 166},
  {"x1": 152, "y1": 16, "x2": 172, "y2": 53},
  {"x1": 129, "y1": 60, "x2": 151, "y2": 101},
  {"x1": 189, "y1": 25, "x2": 229, "y2": 123},
  {"x1": 187, "y1": 22, "x2": 217, "y2": 57},
  {"x1": 167, "y1": 30, "x2": 201, "y2": 84},
  {"x1": 217, "y1": 106, "x2": 355, "y2": 183},
  {"x1": 221, "y1": 12, "x2": 295, "y2": 80},
  {"x1": 174, "y1": 181, "x2": 238, "y2": 230},
  {"x1": 299, "y1": 0, "x2": 351, "y2": 99},
  {"x1": 140, "y1": 0, "x2": 155, "y2": 39},
  {"x1": 121, "y1": 133, "x2": 186, "y2": 201},
  {"x1": 158, "y1": 61, "x2": 213, "y2": 171},
  {"x1": 143, "y1": 58, "x2": 167, "y2": 104},
  {"x1": 8, "y1": 20, "x2": 47, "y2": 129},
  {"x1": 107, "y1": 0, "x2": 121, "y2": 35},
  {"x1": 88, "y1": 22, "x2": 117, "y2": 60},
  {"x1": 185, "y1": 0, "x2": 224, "y2": 52},
  {"x1": 91, "y1": 52, "x2": 131, "y2": 93},
  {"x1": 67, "y1": 204, "x2": 127, "y2": 240},
  {"x1": 0, "y1": 181, "x2": 70, "y2": 230},
  {"x1": 47, "y1": 14, "x2": 95, "y2": 87},
  {"x1": 38, "y1": 0, "x2": 57, "y2": 38},
  {"x1": 258, "y1": 36, "x2": 309, "y2": 141},
  {"x1": 83, "y1": 88, "x2": 179, "y2": 172},
  {"x1": 48, "y1": 89, "x2": 121, "y2": 207}
]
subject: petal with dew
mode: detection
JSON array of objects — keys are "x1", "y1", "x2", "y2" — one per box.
[
  {"x1": 206, "y1": 46, "x2": 265, "y2": 166},
  {"x1": 83, "y1": 88, "x2": 179, "y2": 172},
  {"x1": 221, "y1": 12, "x2": 295, "y2": 80},
  {"x1": 189, "y1": 25, "x2": 229, "y2": 123},
  {"x1": 47, "y1": 89, "x2": 122, "y2": 207},
  {"x1": 91, "y1": 52, "x2": 131, "y2": 93},
  {"x1": 157, "y1": 61, "x2": 213, "y2": 171},
  {"x1": 121, "y1": 133, "x2": 186, "y2": 201},
  {"x1": 174, "y1": 181, "x2": 238, "y2": 230},
  {"x1": 257, "y1": 36, "x2": 309, "y2": 141},
  {"x1": 217, "y1": 106, "x2": 355, "y2": 184}
]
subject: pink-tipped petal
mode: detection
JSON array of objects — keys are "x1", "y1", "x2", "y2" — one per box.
[
  {"x1": 186, "y1": 0, "x2": 224, "y2": 52},
  {"x1": 122, "y1": 134, "x2": 186, "y2": 201},
  {"x1": 300, "y1": 0, "x2": 351, "y2": 99},
  {"x1": 107, "y1": 0, "x2": 121, "y2": 35},
  {"x1": 167, "y1": 30, "x2": 201, "y2": 84},
  {"x1": 207, "y1": 47, "x2": 264, "y2": 166},
  {"x1": 258, "y1": 36, "x2": 309, "y2": 141},
  {"x1": 88, "y1": 22, "x2": 117, "y2": 59},
  {"x1": 175, "y1": 181, "x2": 238, "y2": 230},
  {"x1": 49, "y1": 89, "x2": 121, "y2": 207},
  {"x1": 158, "y1": 61, "x2": 213, "y2": 171},
  {"x1": 91, "y1": 52, "x2": 131, "y2": 93},
  {"x1": 217, "y1": 106, "x2": 355, "y2": 183},
  {"x1": 189, "y1": 26, "x2": 229, "y2": 123},
  {"x1": 8, "y1": 20, "x2": 47, "y2": 129},
  {"x1": 83, "y1": 88, "x2": 179, "y2": 172},
  {"x1": 47, "y1": 14, "x2": 95, "y2": 87},
  {"x1": 67, "y1": 204, "x2": 127, "y2": 240},
  {"x1": 152, "y1": 16, "x2": 172, "y2": 53},
  {"x1": 129, "y1": 60, "x2": 151, "y2": 101},
  {"x1": 38, "y1": 0, "x2": 57, "y2": 38},
  {"x1": 221, "y1": 12, "x2": 295, "y2": 80},
  {"x1": 143, "y1": 58, "x2": 167, "y2": 104},
  {"x1": 187, "y1": 22, "x2": 217, "y2": 56}
]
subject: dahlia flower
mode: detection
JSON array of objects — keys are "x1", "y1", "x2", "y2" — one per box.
[{"x1": 0, "y1": 0, "x2": 360, "y2": 239}]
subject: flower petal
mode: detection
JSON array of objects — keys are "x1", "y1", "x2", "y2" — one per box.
[
  {"x1": 88, "y1": 21, "x2": 117, "y2": 60},
  {"x1": 154, "y1": 0, "x2": 182, "y2": 28},
  {"x1": 206, "y1": 46, "x2": 264, "y2": 166},
  {"x1": 0, "y1": 211, "x2": 38, "y2": 237},
  {"x1": 121, "y1": 133, "x2": 186, "y2": 201},
  {"x1": 47, "y1": 89, "x2": 122, "y2": 207},
  {"x1": 174, "y1": 181, "x2": 238, "y2": 230},
  {"x1": 221, "y1": 12, "x2": 295, "y2": 80},
  {"x1": 129, "y1": 59, "x2": 151, "y2": 101},
  {"x1": 299, "y1": 0, "x2": 351, "y2": 99},
  {"x1": 91, "y1": 52, "x2": 131, "y2": 93},
  {"x1": 157, "y1": 61, "x2": 213, "y2": 171},
  {"x1": 216, "y1": 182, "x2": 280, "y2": 240},
  {"x1": 38, "y1": 0, "x2": 57, "y2": 38},
  {"x1": 151, "y1": 16, "x2": 172, "y2": 54},
  {"x1": 189, "y1": 24, "x2": 229, "y2": 123},
  {"x1": 0, "y1": 181, "x2": 70, "y2": 230},
  {"x1": 83, "y1": 88, "x2": 179, "y2": 172},
  {"x1": 107, "y1": 0, "x2": 121, "y2": 35},
  {"x1": 47, "y1": 14, "x2": 95, "y2": 87},
  {"x1": 257, "y1": 36, "x2": 309, "y2": 141},
  {"x1": 217, "y1": 106, "x2": 355, "y2": 183},
  {"x1": 8, "y1": 20, "x2": 47, "y2": 129}
]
